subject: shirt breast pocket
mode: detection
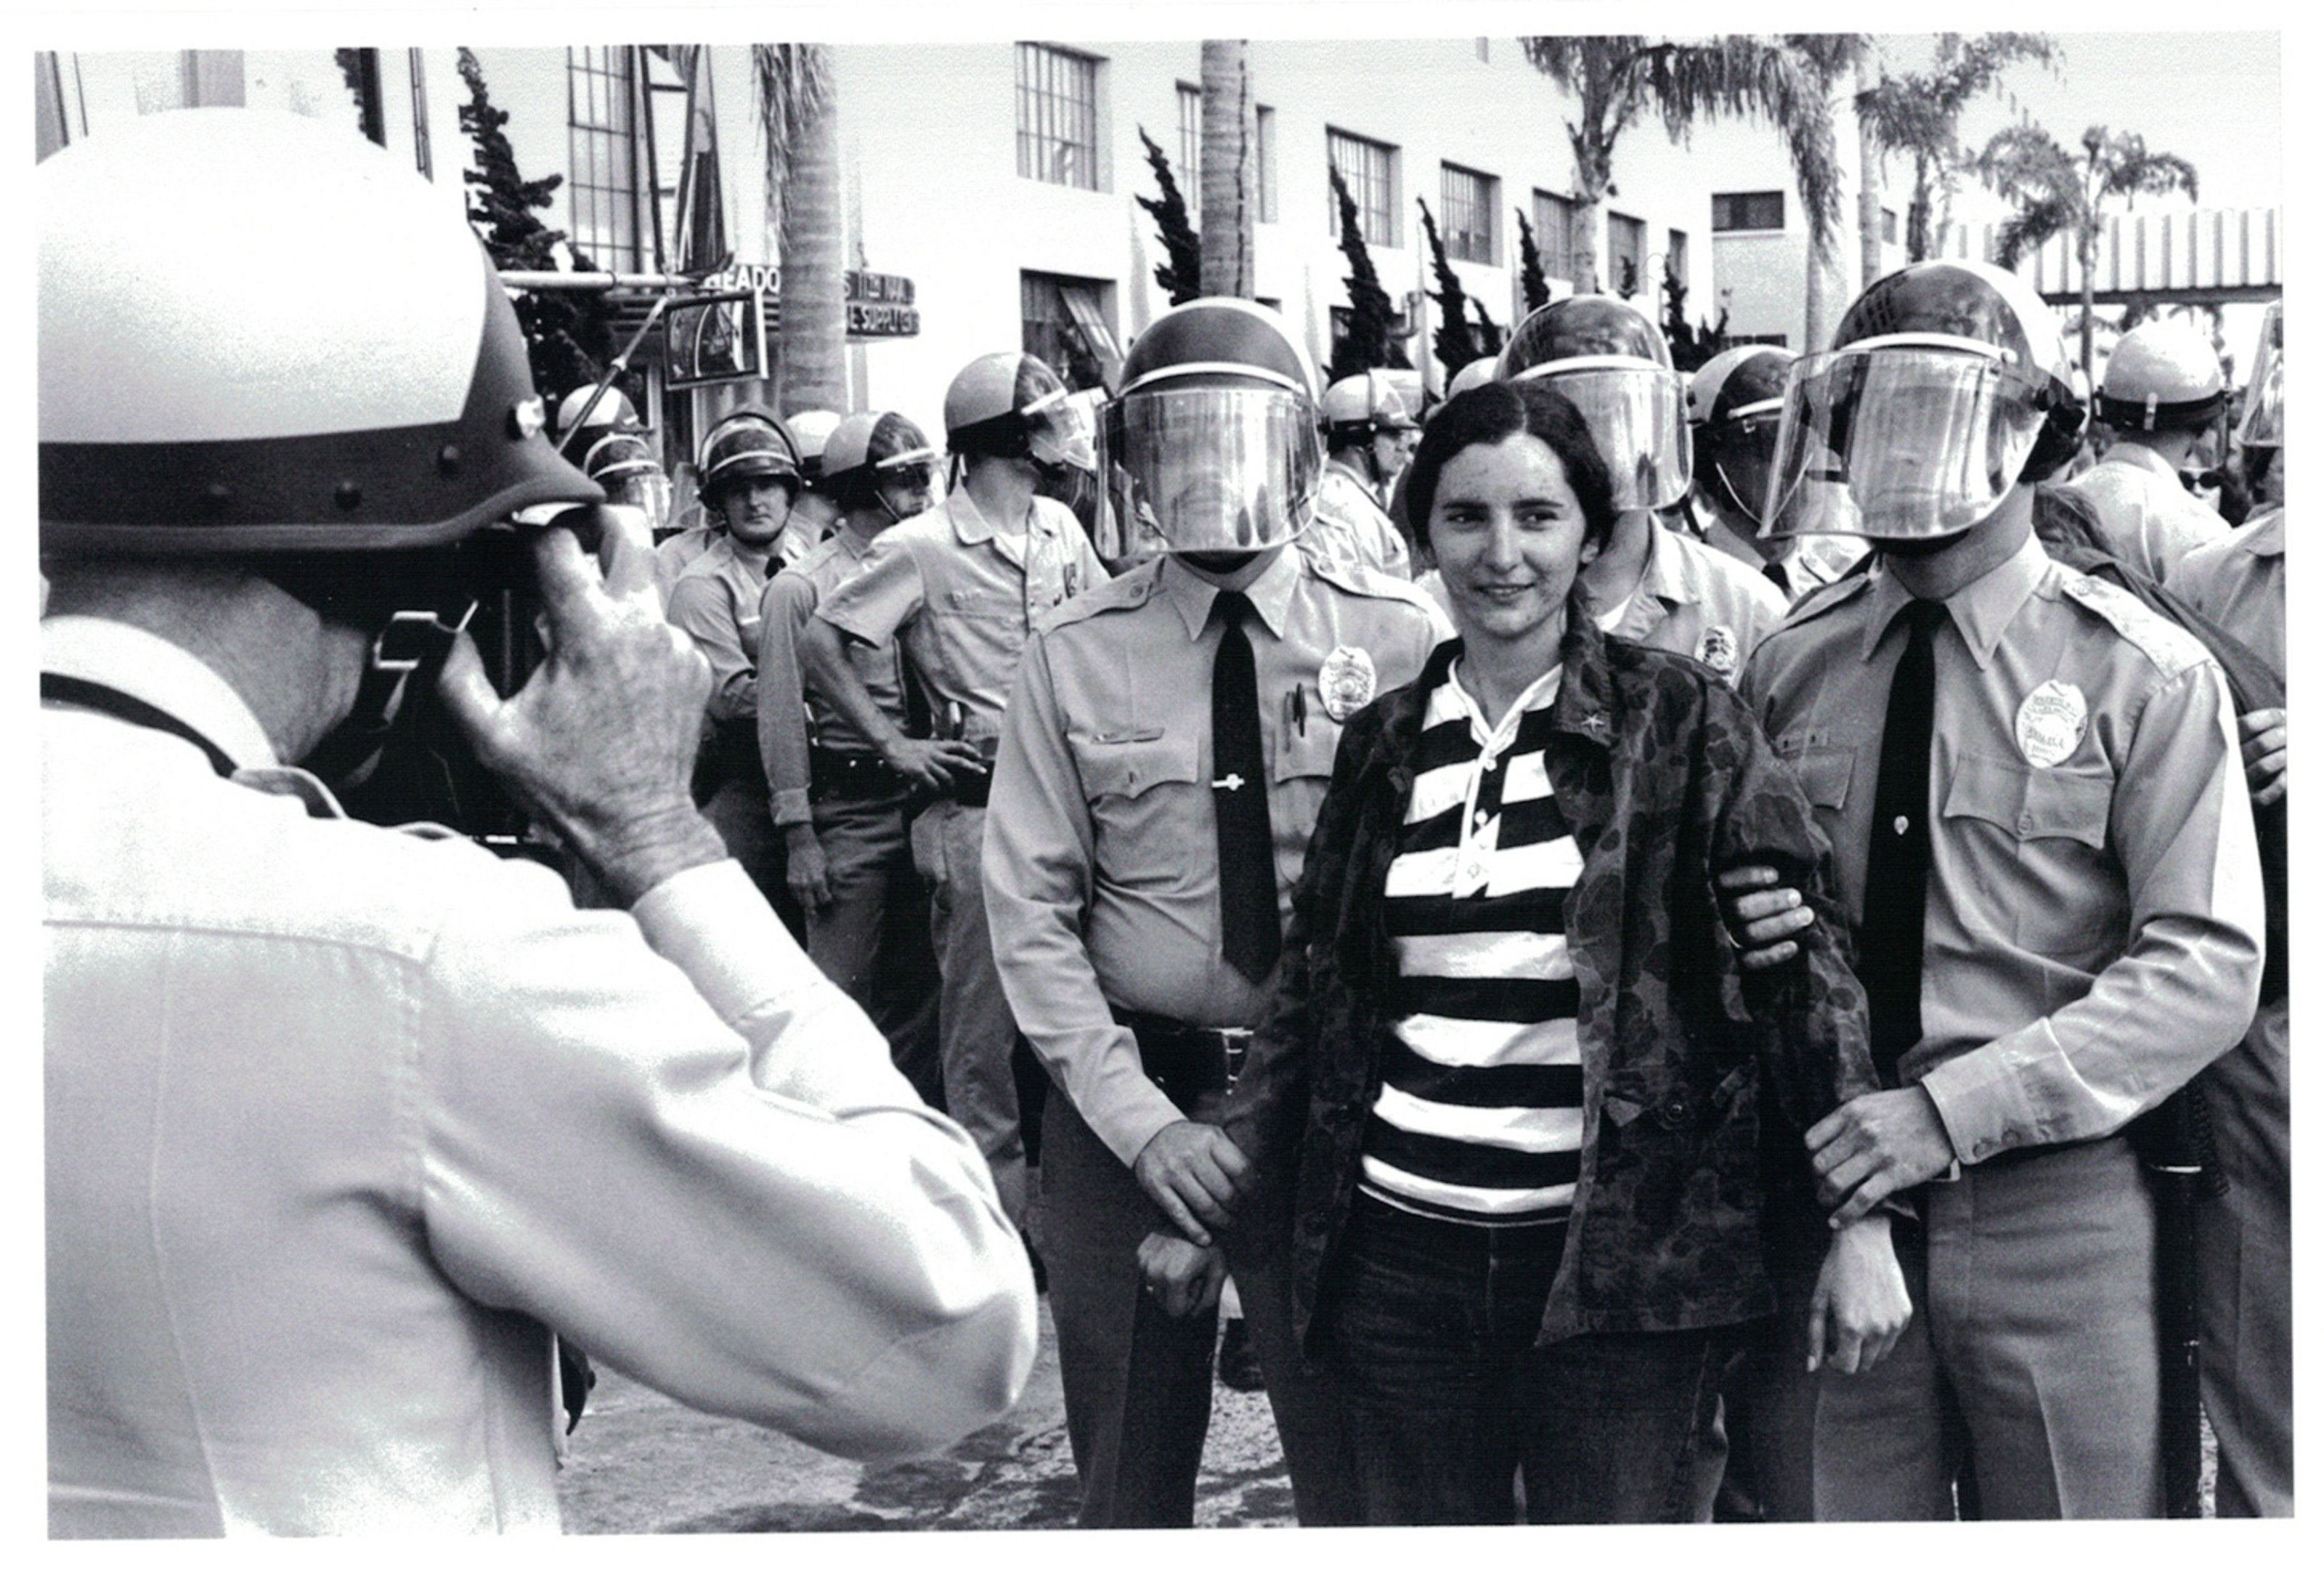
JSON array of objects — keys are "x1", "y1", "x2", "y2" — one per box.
[
  {"x1": 1941, "y1": 752, "x2": 2118, "y2": 956},
  {"x1": 1070, "y1": 732, "x2": 1205, "y2": 890},
  {"x1": 1774, "y1": 733, "x2": 1855, "y2": 840}
]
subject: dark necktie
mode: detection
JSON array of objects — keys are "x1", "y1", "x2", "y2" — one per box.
[
  {"x1": 1859, "y1": 598, "x2": 1947, "y2": 1086},
  {"x1": 1211, "y1": 590, "x2": 1281, "y2": 983}
]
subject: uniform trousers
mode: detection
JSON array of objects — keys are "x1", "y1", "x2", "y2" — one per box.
[
  {"x1": 911, "y1": 799, "x2": 1030, "y2": 1231},
  {"x1": 804, "y1": 786, "x2": 944, "y2": 1111},
  {"x1": 702, "y1": 775, "x2": 803, "y2": 943},
  {"x1": 2195, "y1": 999, "x2": 2293, "y2": 1517},
  {"x1": 1754, "y1": 1135, "x2": 2161, "y2": 1520}
]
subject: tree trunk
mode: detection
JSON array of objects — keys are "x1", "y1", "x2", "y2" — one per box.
[
  {"x1": 1855, "y1": 54, "x2": 1883, "y2": 290},
  {"x1": 2078, "y1": 230, "x2": 2097, "y2": 385},
  {"x1": 1198, "y1": 40, "x2": 1254, "y2": 298},
  {"x1": 776, "y1": 44, "x2": 847, "y2": 415},
  {"x1": 1572, "y1": 194, "x2": 1603, "y2": 296},
  {"x1": 1803, "y1": 245, "x2": 1836, "y2": 357}
]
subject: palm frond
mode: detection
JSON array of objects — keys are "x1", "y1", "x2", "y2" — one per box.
[
  {"x1": 1993, "y1": 196, "x2": 2071, "y2": 267},
  {"x1": 750, "y1": 43, "x2": 832, "y2": 240}
]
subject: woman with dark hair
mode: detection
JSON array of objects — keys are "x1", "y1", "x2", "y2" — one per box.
[{"x1": 1199, "y1": 379, "x2": 1909, "y2": 1524}]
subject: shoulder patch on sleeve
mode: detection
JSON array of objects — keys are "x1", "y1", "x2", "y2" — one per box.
[
  {"x1": 2059, "y1": 572, "x2": 2209, "y2": 680},
  {"x1": 1039, "y1": 558, "x2": 1161, "y2": 633}
]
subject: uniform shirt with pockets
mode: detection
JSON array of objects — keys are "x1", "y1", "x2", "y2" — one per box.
[
  {"x1": 985, "y1": 549, "x2": 1446, "y2": 1166},
  {"x1": 758, "y1": 525, "x2": 910, "y2": 827},
  {"x1": 1603, "y1": 519, "x2": 1790, "y2": 683},
  {"x1": 2060, "y1": 441, "x2": 2232, "y2": 585},
  {"x1": 814, "y1": 488, "x2": 1106, "y2": 752},
  {"x1": 1739, "y1": 530, "x2": 2265, "y2": 1166},
  {"x1": 666, "y1": 533, "x2": 776, "y2": 724},
  {"x1": 42, "y1": 617, "x2": 1036, "y2": 1535}
]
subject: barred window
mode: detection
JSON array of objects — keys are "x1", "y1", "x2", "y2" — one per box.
[
  {"x1": 1533, "y1": 190, "x2": 1579, "y2": 283},
  {"x1": 1023, "y1": 271, "x2": 1120, "y2": 392},
  {"x1": 1440, "y1": 163, "x2": 1498, "y2": 265},
  {"x1": 1176, "y1": 81, "x2": 1200, "y2": 189},
  {"x1": 1016, "y1": 43, "x2": 1100, "y2": 190},
  {"x1": 1712, "y1": 191, "x2": 1785, "y2": 232},
  {"x1": 1328, "y1": 127, "x2": 1398, "y2": 247},
  {"x1": 567, "y1": 47, "x2": 642, "y2": 269}
]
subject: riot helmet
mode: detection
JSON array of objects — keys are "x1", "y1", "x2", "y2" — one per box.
[
  {"x1": 1497, "y1": 294, "x2": 1691, "y2": 511},
  {"x1": 2098, "y1": 320, "x2": 2227, "y2": 434},
  {"x1": 696, "y1": 410, "x2": 803, "y2": 511},
  {"x1": 1445, "y1": 356, "x2": 1500, "y2": 402},
  {"x1": 821, "y1": 410, "x2": 941, "y2": 520},
  {"x1": 1687, "y1": 344, "x2": 1797, "y2": 529},
  {"x1": 781, "y1": 409, "x2": 845, "y2": 486},
  {"x1": 580, "y1": 431, "x2": 672, "y2": 537},
  {"x1": 1764, "y1": 259, "x2": 2084, "y2": 541},
  {"x1": 943, "y1": 351, "x2": 1097, "y2": 474},
  {"x1": 1097, "y1": 297, "x2": 1323, "y2": 560}
]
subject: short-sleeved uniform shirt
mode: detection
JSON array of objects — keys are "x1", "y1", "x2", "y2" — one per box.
[
  {"x1": 2060, "y1": 442, "x2": 2231, "y2": 585},
  {"x1": 667, "y1": 534, "x2": 776, "y2": 725},
  {"x1": 1740, "y1": 529, "x2": 2265, "y2": 1166},
  {"x1": 815, "y1": 489, "x2": 1106, "y2": 751},
  {"x1": 1601, "y1": 519, "x2": 1791, "y2": 683},
  {"x1": 757, "y1": 525, "x2": 910, "y2": 826},
  {"x1": 984, "y1": 549, "x2": 1446, "y2": 1164},
  {"x1": 1306, "y1": 462, "x2": 1414, "y2": 580}
]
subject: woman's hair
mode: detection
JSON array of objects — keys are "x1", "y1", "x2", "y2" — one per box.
[
  {"x1": 2030, "y1": 480, "x2": 2110, "y2": 558},
  {"x1": 1403, "y1": 380, "x2": 1620, "y2": 566}
]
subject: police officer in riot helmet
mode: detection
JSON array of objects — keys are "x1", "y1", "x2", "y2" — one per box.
[
  {"x1": 39, "y1": 107, "x2": 1034, "y2": 1536},
  {"x1": 1498, "y1": 295, "x2": 1787, "y2": 683},
  {"x1": 1685, "y1": 344, "x2": 1863, "y2": 601},
  {"x1": 1310, "y1": 370, "x2": 1419, "y2": 578},
  {"x1": 1737, "y1": 258, "x2": 2264, "y2": 1520},
  {"x1": 2060, "y1": 317, "x2": 2235, "y2": 582}
]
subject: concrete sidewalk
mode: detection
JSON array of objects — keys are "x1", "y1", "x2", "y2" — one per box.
[{"x1": 556, "y1": 1301, "x2": 1299, "y2": 1532}]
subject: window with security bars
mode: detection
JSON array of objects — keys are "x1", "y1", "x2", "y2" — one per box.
[
  {"x1": 1328, "y1": 128, "x2": 1398, "y2": 247},
  {"x1": 568, "y1": 47, "x2": 642, "y2": 269},
  {"x1": 1177, "y1": 81, "x2": 1200, "y2": 188},
  {"x1": 1533, "y1": 190, "x2": 1580, "y2": 283},
  {"x1": 1017, "y1": 43, "x2": 1100, "y2": 190},
  {"x1": 1441, "y1": 163, "x2": 1498, "y2": 264},
  {"x1": 1022, "y1": 271, "x2": 1120, "y2": 393},
  {"x1": 1712, "y1": 190, "x2": 1785, "y2": 232}
]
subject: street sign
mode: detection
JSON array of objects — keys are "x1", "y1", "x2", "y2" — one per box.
[{"x1": 698, "y1": 264, "x2": 921, "y2": 340}]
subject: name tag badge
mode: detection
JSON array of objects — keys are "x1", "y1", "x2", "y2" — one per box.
[
  {"x1": 2015, "y1": 680, "x2": 2089, "y2": 768},
  {"x1": 1318, "y1": 645, "x2": 1376, "y2": 721}
]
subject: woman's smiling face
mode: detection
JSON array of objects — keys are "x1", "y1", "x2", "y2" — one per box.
[{"x1": 1426, "y1": 432, "x2": 1596, "y2": 653}]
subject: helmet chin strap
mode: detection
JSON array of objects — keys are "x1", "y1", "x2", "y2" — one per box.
[{"x1": 300, "y1": 606, "x2": 472, "y2": 786}]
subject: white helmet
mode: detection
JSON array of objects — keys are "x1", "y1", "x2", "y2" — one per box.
[
  {"x1": 2098, "y1": 320, "x2": 2227, "y2": 434},
  {"x1": 555, "y1": 383, "x2": 643, "y2": 439},
  {"x1": 41, "y1": 109, "x2": 599, "y2": 556},
  {"x1": 1320, "y1": 370, "x2": 1418, "y2": 442},
  {"x1": 1445, "y1": 357, "x2": 1500, "y2": 401}
]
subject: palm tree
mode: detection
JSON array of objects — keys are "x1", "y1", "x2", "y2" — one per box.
[
  {"x1": 1975, "y1": 122, "x2": 2198, "y2": 381},
  {"x1": 752, "y1": 43, "x2": 846, "y2": 415},
  {"x1": 1521, "y1": 35, "x2": 1842, "y2": 301},
  {"x1": 1197, "y1": 40, "x2": 1255, "y2": 298},
  {"x1": 1857, "y1": 33, "x2": 2057, "y2": 264}
]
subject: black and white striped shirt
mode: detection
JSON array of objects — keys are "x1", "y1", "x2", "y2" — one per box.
[{"x1": 1359, "y1": 661, "x2": 1585, "y2": 1227}]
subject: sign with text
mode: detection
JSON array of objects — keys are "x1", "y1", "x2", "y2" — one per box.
[{"x1": 698, "y1": 266, "x2": 921, "y2": 340}]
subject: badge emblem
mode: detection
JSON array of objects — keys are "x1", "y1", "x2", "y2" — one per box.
[
  {"x1": 2015, "y1": 680, "x2": 2089, "y2": 768},
  {"x1": 1317, "y1": 645, "x2": 1377, "y2": 721},
  {"x1": 1694, "y1": 623, "x2": 1738, "y2": 677}
]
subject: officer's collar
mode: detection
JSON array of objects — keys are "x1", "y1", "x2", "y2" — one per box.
[
  {"x1": 41, "y1": 615, "x2": 278, "y2": 772},
  {"x1": 1859, "y1": 529, "x2": 2049, "y2": 672},
  {"x1": 2100, "y1": 442, "x2": 2179, "y2": 481},
  {"x1": 1158, "y1": 548, "x2": 1298, "y2": 641},
  {"x1": 1633, "y1": 514, "x2": 1704, "y2": 609},
  {"x1": 945, "y1": 486, "x2": 1051, "y2": 548}
]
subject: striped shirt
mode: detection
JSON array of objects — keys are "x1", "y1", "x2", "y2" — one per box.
[{"x1": 1359, "y1": 660, "x2": 1585, "y2": 1226}]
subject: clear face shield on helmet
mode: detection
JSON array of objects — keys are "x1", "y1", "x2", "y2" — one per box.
[
  {"x1": 1096, "y1": 385, "x2": 1323, "y2": 559},
  {"x1": 1699, "y1": 397, "x2": 1786, "y2": 528},
  {"x1": 1021, "y1": 386, "x2": 1099, "y2": 473},
  {"x1": 1764, "y1": 338, "x2": 2049, "y2": 541},
  {"x1": 2238, "y1": 304, "x2": 2284, "y2": 451},
  {"x1": 1507, "y1": 355, "x2": 1691, "y2": 511}
]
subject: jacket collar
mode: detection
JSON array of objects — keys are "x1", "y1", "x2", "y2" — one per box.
[
  {"x1": 1386, "y1": 608, "x2": 1619, "y2": 760},
  {"x1": 41, "y1": 615, "x2": 278, "y2": 771}
]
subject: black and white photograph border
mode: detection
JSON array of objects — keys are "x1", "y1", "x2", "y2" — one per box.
[{"x1": 15, "y1": 0, "x2": 2309, "y2": 1566}]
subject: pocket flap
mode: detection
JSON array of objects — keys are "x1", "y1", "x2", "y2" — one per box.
[
  {"x1": 1943, "y1": 752, "x2": 2112, "y2": 848},
  {"x1": 1789, "y1": 745, "x2": 1854, "y2": 810},
  {"x1": 1070, "y1": 733, "x2": 1201, "y2": 800}
]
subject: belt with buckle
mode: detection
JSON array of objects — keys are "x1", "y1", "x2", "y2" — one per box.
[
  {"x1": 1110, "y1": 1005, "x2": 1251, "y2": 1107},
  {"x1": 808, "y1": 748, "x2": 908, "y2": 802}
]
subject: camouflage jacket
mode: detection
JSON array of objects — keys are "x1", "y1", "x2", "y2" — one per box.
[{"x1": 1219, "y1": 614, "x2": 1879, "y2": 1355}]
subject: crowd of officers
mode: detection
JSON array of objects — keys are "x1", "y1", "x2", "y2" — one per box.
[{"x1": 42, "y1": 107, "x2": 2286, "y2": 1534}]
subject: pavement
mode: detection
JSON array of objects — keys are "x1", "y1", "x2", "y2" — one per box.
[{"x1": 556, "y1": 1301, "x2": 1299, "y2": 1532}]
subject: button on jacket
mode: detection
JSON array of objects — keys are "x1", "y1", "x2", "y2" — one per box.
[
  {"x1": 1603, "y1": 520, "x2": 1790, "y2": 680},
  {"x1": 984, "y1": 550, "x2": 1444, "y2": 1166},
  {"x1": 44, "y1": 617, "x2": 1036, "y2": 1536},
  {"x1": 2061, "y1": 442, "x2": 2231, "y2": 585},
  {"x1": 1739, "y1": 532, "x2": 2264, "y2": 1165},
  {"x1": 759, "y1": 524, "x2": 910, "y2": 827},
  {"x1": 1215, "y1": 619, "x2": 1880, "y2": 1354},
  {"x1": 814, "y1": 488, "x2": 1106, "y2": 747},
  {"x1": 667, "y1": 533, "x2": 776, "y2": 725}
]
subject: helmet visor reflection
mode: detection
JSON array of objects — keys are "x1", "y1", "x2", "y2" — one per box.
[
  {"x1": 1509, "y1": 358, "x2": 1691, "y2": 511},
  {"x1": 1097, "y1": 387, "x2": 1323, "y2": 557},
  {"x1": 1766, "y1": 346, "x2": 2047, "y2": 540},
  {"x1": 1026, "y1": 390, "x2": 1099, "y2": 473}
]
